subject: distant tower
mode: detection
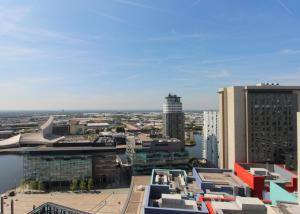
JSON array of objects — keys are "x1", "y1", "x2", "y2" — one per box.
[{"x1": 163, "y1": 93, "x2": 185, "y2": 143}]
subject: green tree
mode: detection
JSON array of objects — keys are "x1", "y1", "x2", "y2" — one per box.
[
  {"x1": 116, "y1": 126, "x2": 125, "y2": 133},
  {"x1": 38, "y1": 181, "x2": 45, "y2": 191},
  {"x1": 87, "y1": 178, "x2": 94, "y2": 191},
  {"x1": 19, "y1": 178, "x2": 26, "y2": 187},
  {"x1": 79, "y1": 180, "x2": 86, "y2": 191},
  {"x1": 70, "y1": 179, "x2": 78, "y2": 192},
  {"x1": 186, "y1": 139, "x2": 195, "y2": 145},
  {"x1": 29, "y1": 180, "x2": 38, "y2": 190}
]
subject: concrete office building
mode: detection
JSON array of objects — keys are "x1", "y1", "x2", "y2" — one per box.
[
  {"x1": 218, "y1": 83, "x2": 300, "y2": 170},
  {"x1": 202, "y1": 111, "x2": 219, "y2": 167},
  {"x1": 163, "y1": 93, "x2": 185, "y2": 143},
  {"x1": 297, "y1": 112, "x2": 300, "y2": 205}
]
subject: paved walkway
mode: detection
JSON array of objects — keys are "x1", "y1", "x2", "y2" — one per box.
[
  {"x1": 123, "y1": 176, "x2": 150, "y2": 214},
  {"x1": 3, "y1": 188, "x2": 129, "y2": 214}
]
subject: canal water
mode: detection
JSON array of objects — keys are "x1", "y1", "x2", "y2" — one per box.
[
  {"x1": 0, "y1": 155, "x2": 23, "y2": 194},
  {"x1": 185, "y1": 134, "x2": 203, "y2": 159}
]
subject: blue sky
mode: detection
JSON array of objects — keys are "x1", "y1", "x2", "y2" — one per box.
[{"x1": 0, "y1": 0, "x2": 300, "y2": 110}]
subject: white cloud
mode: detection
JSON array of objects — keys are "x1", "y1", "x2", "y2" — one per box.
[
  {"x1": 0, "y1": 45, "x2": 43, "y2": 58},
  {"x1": 280, "y1": 48, "x2": 300, "y2": 55},
  {"x1": 175, "y1": 67, "x2": 231, "y2": 79},
  {"x1": 276, "y1": 0, "x2": 294, "y2": 16},
  {"x1": 205, "y1": 70, "x2": 231, "y2": 78},
  {"x1": 90, "y1": 10, "x2": 126, "y2": 24},
  {"x1": 148, "y1": 33, "x2": 214, "y2": 42},
  {"x1": 0, "y1": 5, "x2": 90, "y2": 61},
  {"x1": 270, "y1": 70, "x2": 300, "y2": 85},
  {"x1": 115, "y1": 0, "x2": 168, "y2": 13},
  {"x1": 0, "y1": 6, "x2": 30, "y2": 35}
]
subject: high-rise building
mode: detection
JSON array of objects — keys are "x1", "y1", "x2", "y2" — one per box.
[
  {"x1": 163, "y1": 93, "x2": 185, "y2": 143},
  {"x1": 297, "y1": 112, "x2": 300, "y2": 205},
  {"x1": 203, "y1": 111, "x2": 219, "y2": 167},
  {"x1": 219, "y1": 83, "x2": 300, "y2": 169}
]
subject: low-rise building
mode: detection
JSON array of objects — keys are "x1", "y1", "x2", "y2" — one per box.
[
  {"x1": 127, "y1": 136, "x2": 189, "y2": 175},
  {"x1": 192, "y1": 168, "x2": 251, "y2": 198},
  {"x1": 234, "y1": 162, "x2": 297, "y2": 200},
  {"x1": 0, "y1": 130, "x2": 13, "y2": 139},
  {"x1": 0, "y1": 116, "x2": 64, "y2": 149},
  {"x1": 52, "y1": 124, "x2": 70, "y2": 136},
  {"x1": 206, "y1": 196, "x2": 268, "y2": 214},
  {"x1": 87, "y1": 122, "x2": 110, "y2": 130},
  {"x1": 143, "y1": 169, "x2": 209, "y2": 214},
  {"x1": 69, "y1": 119, "x2": 86, "y2": 135}
]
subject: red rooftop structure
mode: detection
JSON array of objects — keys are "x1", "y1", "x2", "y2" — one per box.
[{"x1": 234, "y1": 162, "x2": 297, "y2": 200}]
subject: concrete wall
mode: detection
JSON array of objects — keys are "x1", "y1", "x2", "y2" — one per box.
[
  {"x1": 218, "y1": 90, "x2": 224, "y2": 168},
  {"x1": 230, "y1": 87, "x2": 247, "y2": 169},
  {"x1": 219, "y1": 87, "x2": 246, "y2": 169},
  {"x1": 144, "y1": 207, "x2": 208, "y2": 214}
]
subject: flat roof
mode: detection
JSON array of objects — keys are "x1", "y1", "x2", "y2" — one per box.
[
  {"x1": 219, "y1": 85, "x2": 300, "y2": 92},
  {"x1": 0, "y1": 130, "x2": 13, "y2": 134},
  {"x1": 272, "y1": 202, "x2": 300, "y2": 214},
  {"x1": 138, "y1": 134, "x2": 152, "y2": 141},
  {"x1": 87, "y1": 123, "x2": 110, "y2": 126},
  {"x1": 2, "y1": 191, "x2": 128, "y2": 214},
  {"x1": 211, "y1": 196, "x2": 266, "y2": 212},
  {"x1": 199, "y1": 172, "x2": 245, "y2": 187},
  {"x1": 0, "y1": 146, "x2": 116, "y2": 154}
]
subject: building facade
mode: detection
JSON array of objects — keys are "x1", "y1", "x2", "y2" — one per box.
[
  {"x1": 23, "y1": 154, "x2": 93, "y2": 182},
  {"x1": 163, "y1": 94, "x2": 185, "y2": 143},
  {"x1": 127, "y1": 137, "x2": 189, "y2": 175},
  {"x1": 202, "y1": 111, "x2": 219, "y2": 167},
  {"x1": 219, "y1": 84, "x2": 300, "y2": 169},
  {"x1": 23, "y1": 149, "x2": 121, "y2": 188}
]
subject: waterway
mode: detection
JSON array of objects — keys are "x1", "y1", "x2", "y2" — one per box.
[
  {"x1": 185, "y1": 134, "x2": 203, "y2": 159},
  {"x1": 0, "y1": 155, "x2": 23, "y2": 194}
]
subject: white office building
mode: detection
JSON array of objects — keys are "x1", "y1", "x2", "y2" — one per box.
[{"x1": 202, "y1": 111, "x2": 219, "y2": 167}]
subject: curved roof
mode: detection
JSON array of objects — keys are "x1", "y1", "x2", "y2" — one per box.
[
  {"x1": 0, "y1": 116, "x2": 64, "y2": 149},
  {"x1": 40, "y1": 116, "x2": 54, "y2": 136},
  {"x1": 0, "y1": 134, "x2": 21, "y2": 148}
]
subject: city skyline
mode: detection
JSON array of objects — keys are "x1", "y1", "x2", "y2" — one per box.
[{"x1": 1, "y1": 0, "x2": 300, "y2": 110}]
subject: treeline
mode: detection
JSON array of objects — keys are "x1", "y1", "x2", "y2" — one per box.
[{"x1": 20, "y1": 178, "x2": 95, "y2": 192}]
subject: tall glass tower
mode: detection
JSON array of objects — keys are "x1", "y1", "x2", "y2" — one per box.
[{"x1": 163, "y1": 93, "x2": 185, "y2": 143}]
